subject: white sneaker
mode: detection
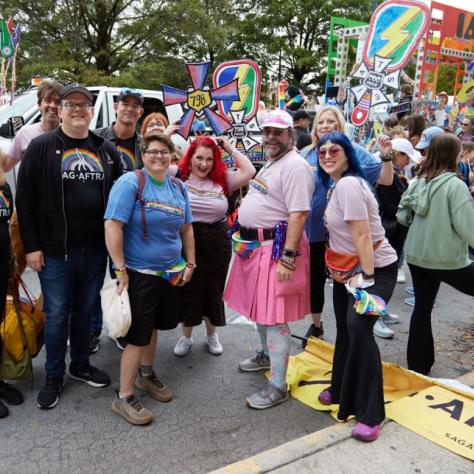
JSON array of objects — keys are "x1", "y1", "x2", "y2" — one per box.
[
  {"x1": 173, "y1": 336, "x2": 193, "y2": 356},
  {"x1": 382, "y1": 313, "x2": 399, "y2": 325},
  {"x1": 373, "y1": 318, "x2": 394, "y2": 339},
  {"x1": 397, "y1": 268, "x2": 406, "y2": 283},
  {"x1": 207, "y1": 334, "x2": 223, "y2": 355}
]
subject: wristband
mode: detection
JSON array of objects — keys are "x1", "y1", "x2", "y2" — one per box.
[{"x1": 282, "y1": 248, "x2": 298, "y2": 258}]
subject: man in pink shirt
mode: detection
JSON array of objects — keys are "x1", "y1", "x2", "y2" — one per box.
[
  {"x1": 224, "y1": 109, "x2": 314, "y2": 409},
  {"x1": 4, "y1": 79, "x2": 63, "y2": 172}
]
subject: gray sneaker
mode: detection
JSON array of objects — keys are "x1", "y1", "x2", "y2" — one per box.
[
  {"x1": 373, "y1": 318, "x2": 394, "y2": 339},
  {"x1": 246, "y1": 381, "x2": 289, "y2": 409},
  {"x1": 111, "y1": 392, "x2": 154, "y2": 425},
  {"x1": 382, "y1": 313, "x2": 399, "y2": 325},
  {"x1": 239, "y1": 351, "x2": 271, "y2": 372}
]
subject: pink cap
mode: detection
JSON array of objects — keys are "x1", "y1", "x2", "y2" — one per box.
[{"x1": 261, "y1": 109, "x2": 294, "y2": 129}]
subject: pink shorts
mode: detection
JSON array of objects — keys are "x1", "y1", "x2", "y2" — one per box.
[{"x1": 223, "y1": 235, "x2": 311, "y2": 325}]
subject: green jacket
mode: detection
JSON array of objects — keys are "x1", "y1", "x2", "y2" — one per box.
[{"x1": 396, "y1": 173, "x2": 474, "y2": 270}]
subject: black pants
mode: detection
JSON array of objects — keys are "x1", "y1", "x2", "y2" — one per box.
[
  {"x1": 309, "y1": 241, "x2": 326, "y2": 314},
  {"x1": 330, "y1": 262, "x2": 397, "y2": 426},
  {"x1": 407, "y1": 263, "x2": 474, "y2": 375},
  {"x1": 0, "y1": 236, "x2": 11, "y2": 364}
]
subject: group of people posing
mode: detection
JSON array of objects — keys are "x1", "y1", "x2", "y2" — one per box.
[{"x1": 0, "y1": 80, "x2": 473, "y2": 445}]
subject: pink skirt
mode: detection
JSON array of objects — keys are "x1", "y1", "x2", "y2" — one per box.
[{"x1": 223, "y1": 235, "x2": 311, "y2": 325}]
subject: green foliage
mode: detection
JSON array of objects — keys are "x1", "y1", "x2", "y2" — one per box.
[{"x1": 2, "y1": 0, "x2": 377, "y2": 94}]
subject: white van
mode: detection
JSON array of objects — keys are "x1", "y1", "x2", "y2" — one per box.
[{"x1": 0, "y1": 86, "x2": 185, "y2": 193}]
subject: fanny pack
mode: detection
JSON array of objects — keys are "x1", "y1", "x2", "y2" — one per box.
[
  {"x1": 231, "y1": 232, "x2": 262, "y2": 259},
  {"x1": 325, "y1": 240, "x2": 382, "y2": 283},
  {"x1": 133, "y1": 257, "x2": 187, "y2": 286}
]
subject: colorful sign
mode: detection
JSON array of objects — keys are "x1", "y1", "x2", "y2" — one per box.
[
  {"x1": 362, "y1": 0, "x2": 431, "y2": 72},
  {"x1": 223, "y1": 109, "x2": 262, "y2": 154},
  {"x1": 213, "y1": 59, "x2": 261, "y2": 121},
  {"x1": 162, "y1": 62, "x2": 239, "y2": 139},
  {"x1": 350, "y1": 0, "x2": 430, "y2": 126}
]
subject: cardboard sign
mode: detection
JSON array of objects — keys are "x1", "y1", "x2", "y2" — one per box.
[
  {"x1": 213, "y1": 59, "x2": 261, "y2": 120},
  {"x1": 161, "y1": 62, "x2": 239, "y2": 139}
]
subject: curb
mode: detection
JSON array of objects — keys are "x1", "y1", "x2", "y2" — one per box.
[
  {"x1": 210, "y1": 369, "x2": 474, "y2": 474},
  {"x1": 210, "y1": 420, "x2": 356, "y2": 474}
]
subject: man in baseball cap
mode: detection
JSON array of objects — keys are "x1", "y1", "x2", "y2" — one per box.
[
  {"x1": 60, "y1": 83, "x2": 94, "y2": 103},
  {"x1": 94, "y1": 86, "x2": 144, "y2": 353},
  {"x1": 223, "y1": 107, "x2": 314, "y2": 410}
]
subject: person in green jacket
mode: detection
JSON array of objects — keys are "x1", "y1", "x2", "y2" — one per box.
[{"x1": 397, "y1": 133, "x2": 474, "y2": 375}]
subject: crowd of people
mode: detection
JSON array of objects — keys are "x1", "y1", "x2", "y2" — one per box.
[{"x1": 0, "y1": 80, "x2": 473, "y2": 444}]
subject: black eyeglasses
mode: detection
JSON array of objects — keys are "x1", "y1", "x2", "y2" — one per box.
[
  {"x1": 144, "y1": 149, "x2": 170, "y2": 157},
  {"x1": 62, "y1": 102, "x2": 93, "y2": 111}
]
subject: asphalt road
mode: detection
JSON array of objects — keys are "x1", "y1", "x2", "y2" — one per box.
[{"x1": 1, "y1": 267, "x2": 472, "y2": 473}]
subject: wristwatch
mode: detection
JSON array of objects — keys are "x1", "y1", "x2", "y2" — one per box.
[
  {"x1": 282, "y1": 248, "x2": 298, "y2": 258},
  {"x1": 380, "y1": 153, "x2": 393, "y2": 162},
  {"x1": 361, "y1": 270, "x2": 375, "y2": 279}
]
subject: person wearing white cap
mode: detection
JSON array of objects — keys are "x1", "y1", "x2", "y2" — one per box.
[
  {"x1": 223, "y1": 109, "x2": 314, "y2": 409},
  {"x1": 375, "y1": 138, "x2": 420, "y2": 335}
]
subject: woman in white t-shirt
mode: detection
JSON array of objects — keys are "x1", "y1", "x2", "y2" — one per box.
[
  {"x1": 316, "y1": 132, "x2": 398, "y2": 443},
  {"x1": 173, "y1": 136, "x2": 255, "y2": 356}
]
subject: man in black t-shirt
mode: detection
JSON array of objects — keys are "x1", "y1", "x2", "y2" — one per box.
[
  {"x1": 95, "y1": 88, "x2": 144, "y2": 173},
  {"x1": 16, "y1": 83, "x2": 122, "y2": 410},
  {"x1": 93, "y1": 88, "x2": 144, "y2": 352}
]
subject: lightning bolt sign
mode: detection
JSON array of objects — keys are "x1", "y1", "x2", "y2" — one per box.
[
  {"x1": 376, "y1": 7, "x2": 420, "y2": 59},
  {"x1": 213, "y1": 59, "x2": 262, "y2": 121},
  {"x1": 362, "y1": 0, "x2": 430, "y2": 72}
]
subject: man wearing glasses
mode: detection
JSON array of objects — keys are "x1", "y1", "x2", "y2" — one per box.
[
  {"x1": 94, "y1": 88, "x2": 144, "y2": 353},
  {"x1": 16, "y1": 83, "x2": 122, "y2": 410},
  {"x1": 96, "y1": 88, "x2": 144, "y2": 173},
  {"x1": 223, "y1": 109, "x2": 314, "y2": 409}
]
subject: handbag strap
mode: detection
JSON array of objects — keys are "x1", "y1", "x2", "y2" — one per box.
[
  {"x1": 8, "y1": 278, "x2": 29, "y2": 350},
  {"x1": 16, "y1": 277, "x2": 36, "y2": 310}
]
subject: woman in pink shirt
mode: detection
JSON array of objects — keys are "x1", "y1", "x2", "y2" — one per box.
[
  {"x1": 317, "y1": 132, "x2": 398, "y2": 442},
  {"x1": 173, "y1": 136, "x2": 255, "y2": 356}
]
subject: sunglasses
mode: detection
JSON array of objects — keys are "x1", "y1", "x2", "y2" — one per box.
[
  {"x1": 461, "y1": 122, "x2": 470, "y2": 126},
  {"x1": 119, "y1": 88, "x2": 143, "y2": 100},
  {"x1": 319, "y1": 146, "x2": 343, "y2": 159}
]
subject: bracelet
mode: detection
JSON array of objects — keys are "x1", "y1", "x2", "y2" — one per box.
[
  {"x1": 186, "y1": 262, "x2": 197, "y2": 269},
  {"x1": 380, "y1": 153, "x2": 393, "y2": 162},
  {"x1": 279, "y1": 255, "x2": 296, "y2": 271}
]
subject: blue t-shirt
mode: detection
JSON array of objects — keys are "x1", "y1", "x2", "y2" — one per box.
[
  {"x1": 104, "y1": 172, "x2": 192, "y2": 271},
  {"x1": 303, "y1": 143, "x2": 381, "y2": 243}
]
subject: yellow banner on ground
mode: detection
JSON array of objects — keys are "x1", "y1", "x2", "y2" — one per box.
[{"x1": 287, "y1": 339, "x2": 474, "y2": 460}]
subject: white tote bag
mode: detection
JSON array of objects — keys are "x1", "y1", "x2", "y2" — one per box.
[{"x1": 100, "y1": 276, "x2": 132, "y2": 338}]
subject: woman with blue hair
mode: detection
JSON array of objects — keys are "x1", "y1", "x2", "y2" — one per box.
[
  {"x1": 316, "y1": 132, "x2": 398, "y2": 442},
  {"x1": 301, "y1": 106, "x2": 396, "y2": 344}
]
